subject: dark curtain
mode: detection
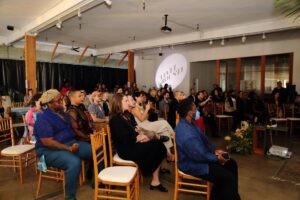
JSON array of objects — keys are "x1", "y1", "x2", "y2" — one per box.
[
  {"x1": 0, "y1": 59, "x2": 128, "y2": 95},
  {"x1": 36, "y1": 62, "x2": 128, "y2": 93},
  {"x1": 0, "y1": 59, "x2": 26, "y2": 95}
]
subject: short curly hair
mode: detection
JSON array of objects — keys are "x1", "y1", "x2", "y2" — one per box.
[{"x1": 177, "y1": 98, "x2": 194, "y2": 118}]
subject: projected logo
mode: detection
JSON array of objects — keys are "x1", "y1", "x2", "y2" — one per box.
[{"x1": 155, "y1": 53, "x2": 187, "y2": 89}]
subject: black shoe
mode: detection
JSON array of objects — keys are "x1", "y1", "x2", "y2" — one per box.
[
  {"x1": 150, "y1": 184, "x2": 168, "y2": 192},
  {"x1": 159, "y1": 135, "x2": 169, "y2": 142}
]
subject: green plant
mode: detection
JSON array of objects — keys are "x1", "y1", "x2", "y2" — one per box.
[
  {"x1": 224, "y1": 121, "x2": 253, "y2": 155},
  {"x1": 275, "y1": 0, "x2": 300, "y2": 21}
]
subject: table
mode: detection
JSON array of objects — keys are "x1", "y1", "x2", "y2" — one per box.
[{"x1": 252, "y1": 125, "x2": 289, "y2": 155}]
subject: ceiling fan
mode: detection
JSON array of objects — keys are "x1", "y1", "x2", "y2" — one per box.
[
  {"x1": 161, "y1": 14, "x2": 172, "y2": 33},
  {"x1": 71, "y1": 40, "x2": 80, "y2": 52}
]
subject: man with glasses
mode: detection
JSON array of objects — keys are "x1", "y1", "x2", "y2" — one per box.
[{"x1": 34, "y1": 89, "x2": 92, "y2": 200}]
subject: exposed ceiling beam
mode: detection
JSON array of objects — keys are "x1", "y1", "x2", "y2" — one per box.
[
  {"x1": 51, "y1": 42, "x2": 60, "y2": 61},
  {"x1": 78, "y1": 46, "x2": 89, "y2": 63},
  {"x1": 103, "y1": 53, "x2": 112, "y2": 65},
  {"x1": 5, "y1": 0, "x2": 99, "y2": 45},
  {"x1": 117, "y1": 52, "x2": 128, "y2": 66},
  {"x1": 95, "y1": 17, "x2": 300, "y2": 55}
]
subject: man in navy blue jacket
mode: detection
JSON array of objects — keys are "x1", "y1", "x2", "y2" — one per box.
[{"x1": 175, "y1": 98, "x2": 240, "y2": 200}]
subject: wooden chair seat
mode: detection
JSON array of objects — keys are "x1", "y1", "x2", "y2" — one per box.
[
  {"x1": 215, "y1": 114, "x2": 232, "y2": 118},
  {"x1": 1, "y1": 144, "x2": 35, "y2": 155},
  {"x1": 98, "y1": 166, "x2": 137, "y2": 183}
]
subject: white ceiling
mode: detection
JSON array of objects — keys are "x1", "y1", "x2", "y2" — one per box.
[{"x1": 1, "y1": 0, "x2": 300, "y2": 55}]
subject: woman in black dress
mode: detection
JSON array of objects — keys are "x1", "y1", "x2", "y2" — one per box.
[{"x1": 109, "y1": 93, "x2": 168, "y2": 192}]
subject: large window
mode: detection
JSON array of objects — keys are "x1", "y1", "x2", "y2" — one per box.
[
  {"x1": 240, "y1": 57, "x2": 261, "y2": 93},
  {"x1": 265, "y1": 54, "x2": 289, "y2": 93},
  {"x1": 220, "y1": 59, "x2": 237, "y2": 91}
]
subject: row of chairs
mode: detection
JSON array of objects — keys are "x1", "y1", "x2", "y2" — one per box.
[{"x1": 0, "y1": 116, "x2": 210, "y2": 200}]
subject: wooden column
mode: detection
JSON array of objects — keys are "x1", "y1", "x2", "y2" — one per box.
[
  {"x1": 215, "y1": 60, "x2": 220, "y2": 85},
  {"x1": 128, "y1": 50, "x2": 135, "y2": 86},
  {"x1": 236, "y1": 58, "x2": 241, "y2": 92},
  {"x1": 260, "y1": 55, "x2": 266, "y2": 96},
  {"x1": 288, "y1": 53, "x2": 293, "y2": 84},
  {"x1": 24, "y1": 34, "x2": 37, "y2": 93}
]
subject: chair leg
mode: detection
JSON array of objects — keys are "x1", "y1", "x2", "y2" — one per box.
[
  {"x1": 94, "y1": 180, "x2": 98, "y2": 200},
  {"x1": 13, "y1": 156, "x2": 16, "y2": 173},
  {"x1": 36, "y1": 171, "x2": 42, "y2": 197},
  {"x1": 81, "y1": 160, "x2": 85, "y2": 183},
  {"x1": 173, "y1": 177, "x2": 178, "y2": 200},
  {"x1": 62, "y1": 172, "x2": 66, "y2": 198},
  {"x1": 18, "y1": 156, "x2": 23, "y2": 184},
  {"x1": 206, "y1": 182, "x2": 211, "y2": 200},
  {"x1": 126, "y1": 185, "x2": 130, "y2": 200},
  {"x1": 135, "y1": 174, "x2": 139, "y2": 200}
]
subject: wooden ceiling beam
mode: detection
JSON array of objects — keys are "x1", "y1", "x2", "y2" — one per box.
[
  {"x1": 117, "y1": 52, "x2": 128, "y2": 66},
  {"x1": 103, "y1": 53, "x2": 112, "y2": 65},
  {"x1": 78, "y1": 46, "x2": 89, "y2": 63},
  {"x1": 51, "y1": 42, "x2": 60, "y2": 61}
]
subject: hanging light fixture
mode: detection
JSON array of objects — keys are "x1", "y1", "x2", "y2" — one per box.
[
  {"x1": 56, "y1": 19, "x2": 62, "y2": 29},
  {"x1": 262, "y1": 32, "x2": 266, "y2": 40},
  {"x1": 241, "y1": 35, "x2": 246, "y2": 43},
  {"x1": 220, "y1": 38, "x2": 225, "y2": 46}
]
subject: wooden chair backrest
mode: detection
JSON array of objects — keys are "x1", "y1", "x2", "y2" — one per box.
[
  {"x1": 12, "y1": 102, "x2": 23, "y2": 108},
  {"x1": 0, "y1": 117, "x2": 15, "y2": 146},
  {"x1": 214, "y1": 103, "x2": 224, "y2": 115},
  {"x1": 90, "y1": 130, "x2": 107, "y2": 177},
  {"x1": 103, "y1": 125, "x2": 114, "y2": 167}
]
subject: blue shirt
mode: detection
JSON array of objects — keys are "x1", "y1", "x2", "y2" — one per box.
[
  {"x1": 175, "y1": 119, "x2": 218, "y2": 175},
  {"x1": 34, "y1": 108, "x2": 76, "y2": 149}
]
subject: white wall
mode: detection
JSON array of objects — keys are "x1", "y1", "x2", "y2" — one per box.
[{"x1": 135, "y1": 29, "x2": 300, "y2": 94}]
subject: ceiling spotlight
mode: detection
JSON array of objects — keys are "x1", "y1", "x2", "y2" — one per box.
[
  {"x1": 209, "y1": 40, "x2": 213, "y2": 45},
  {"x1": 220, "y1": 39, "x2": 225, "y2": 46},
  {"x1": 241, "y1": 35, "x2": 246, "y2": 43},
  {"x1": 33, "y1": 32, "x2": 38, "y2": 36},
  {"x1": 56, "y1": 20, "x2": 62, "y2": 29},
  {"x1": 262, "y1": 32, "x2": 266, "y2": 40},
  {"x1": 77, "y1": 9, "x2": 82, "y2": 18},
  {"x1": 104, "y1": 0, "x2": 112, "y2": 6}
]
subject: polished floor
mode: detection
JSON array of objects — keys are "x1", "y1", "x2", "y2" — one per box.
[{"x1": 0, "y1": 134, "x2": 300, "y2": 200}]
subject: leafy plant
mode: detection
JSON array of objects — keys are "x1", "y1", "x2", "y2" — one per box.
[
  {"x1": 275, "y1": 0, "x2": 300, "y2": 21},
  {"x1": 224, "y1": 121, "x2": 253, "y2": 155}
]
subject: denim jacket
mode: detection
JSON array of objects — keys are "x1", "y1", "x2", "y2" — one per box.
[{"x1": 175, "y1": 119, "x2": 218, "y2": 175}]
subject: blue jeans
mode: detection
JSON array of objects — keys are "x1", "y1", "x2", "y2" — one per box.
[{"x1": 36, "y1": 140, "x2": 92, "y2": 198}]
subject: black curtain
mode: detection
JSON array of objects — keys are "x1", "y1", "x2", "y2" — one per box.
[
  {"x1": 0, "y1": 59, "x2": 128, "y2": 95},
  {"x1": 0, "y1": 59, "x2": 26, "y2": 95},
  {"x1": 36, "y1": 62, "x2": 128, "y2": 93}
]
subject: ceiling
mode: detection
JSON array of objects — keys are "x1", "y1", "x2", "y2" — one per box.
[{"x1": 1, "y1": 0, "x2": 300, "y2": 55}]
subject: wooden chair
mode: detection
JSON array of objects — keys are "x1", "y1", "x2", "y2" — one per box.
[
  {"x1": 12, "y1": 102, "x2": 24, "y2": 108},
  {"x1": 214, "y1": 103, "x2": 232, "y2": 134},
  {"x1": 90, "y1": 130, "x2": 139, "y2": 200},
  {"x1": 0, "y1": 117, "x2": 35, "y2": 184},
  {"x1": 104, "y1": 125, "x2": 142, "y2": 185},
  {"x1": 173, "y1": 134, "x2": 211, "y2": 200}
]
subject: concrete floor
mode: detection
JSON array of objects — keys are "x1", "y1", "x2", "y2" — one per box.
[{"x1": 0, "y1": 135, "x2": 300, "y2": 200}]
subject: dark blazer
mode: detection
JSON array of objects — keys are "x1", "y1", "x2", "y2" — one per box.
[{"x1": 167, "y1": 98, "x2": 179, "y2": 128}]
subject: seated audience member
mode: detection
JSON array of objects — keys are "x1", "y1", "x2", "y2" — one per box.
[
  {"x1": 109, "y1": 93, "x2": 168, "y2": 192},
  {"x1": 88, "y1": 91, "x2": 109, "y2": 125},
  {"x1": 0, "y1": 96, "x2": 4, "y2": 119},
  {"x1": 80, "y1": 90, "x2": 92, "y2": 110},
  {"x1": 116, "y1": 87, "x2": 123, "y2": 94},
  {"x1": 24, "y1": 93, "x2": 42, "y2": 142},
  {"x1": 129, "y1": 95, "x2": 174, "y2": 161},
  {"x1": 159, "y1": 91, "x2": 170, "y2": 119},
  {"x1": 248, "y1": 91, "x2": 268, "y2": 124},
  {"x1": 67, "y1": 90, "x2": 94, "y2": 141},
  {"x1": 167, "y1": 91, "x2": 183, "y2": 128},
  {"x1": 60, "y1": 80, "x2": 73, "y2": 96},
  {"x1": 175, "y1": 99, "x2": 241, "y2": 200},
  {"x1": 272, "y1": 81, "x2": 287, "y2": 103},
  {"x1": 196, "y1": 90, "x2": 218, "y2": 137},
  {"x1": 34, "y1": 89, "x2": 92, "y2": 200},
  {"x1": 24, "y1": 88, "x2": 34, "y2": 106},
  {"x1": 102, "y1": 91, "x2": 110, "y2": 116},
  {"x1": 224, "y1": 90, "x2": 238, "y2": 130}
]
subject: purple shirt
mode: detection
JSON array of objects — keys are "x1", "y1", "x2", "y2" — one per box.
[{"x1": 34, "y1": 108, "x2": 76, "y2": 148}]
